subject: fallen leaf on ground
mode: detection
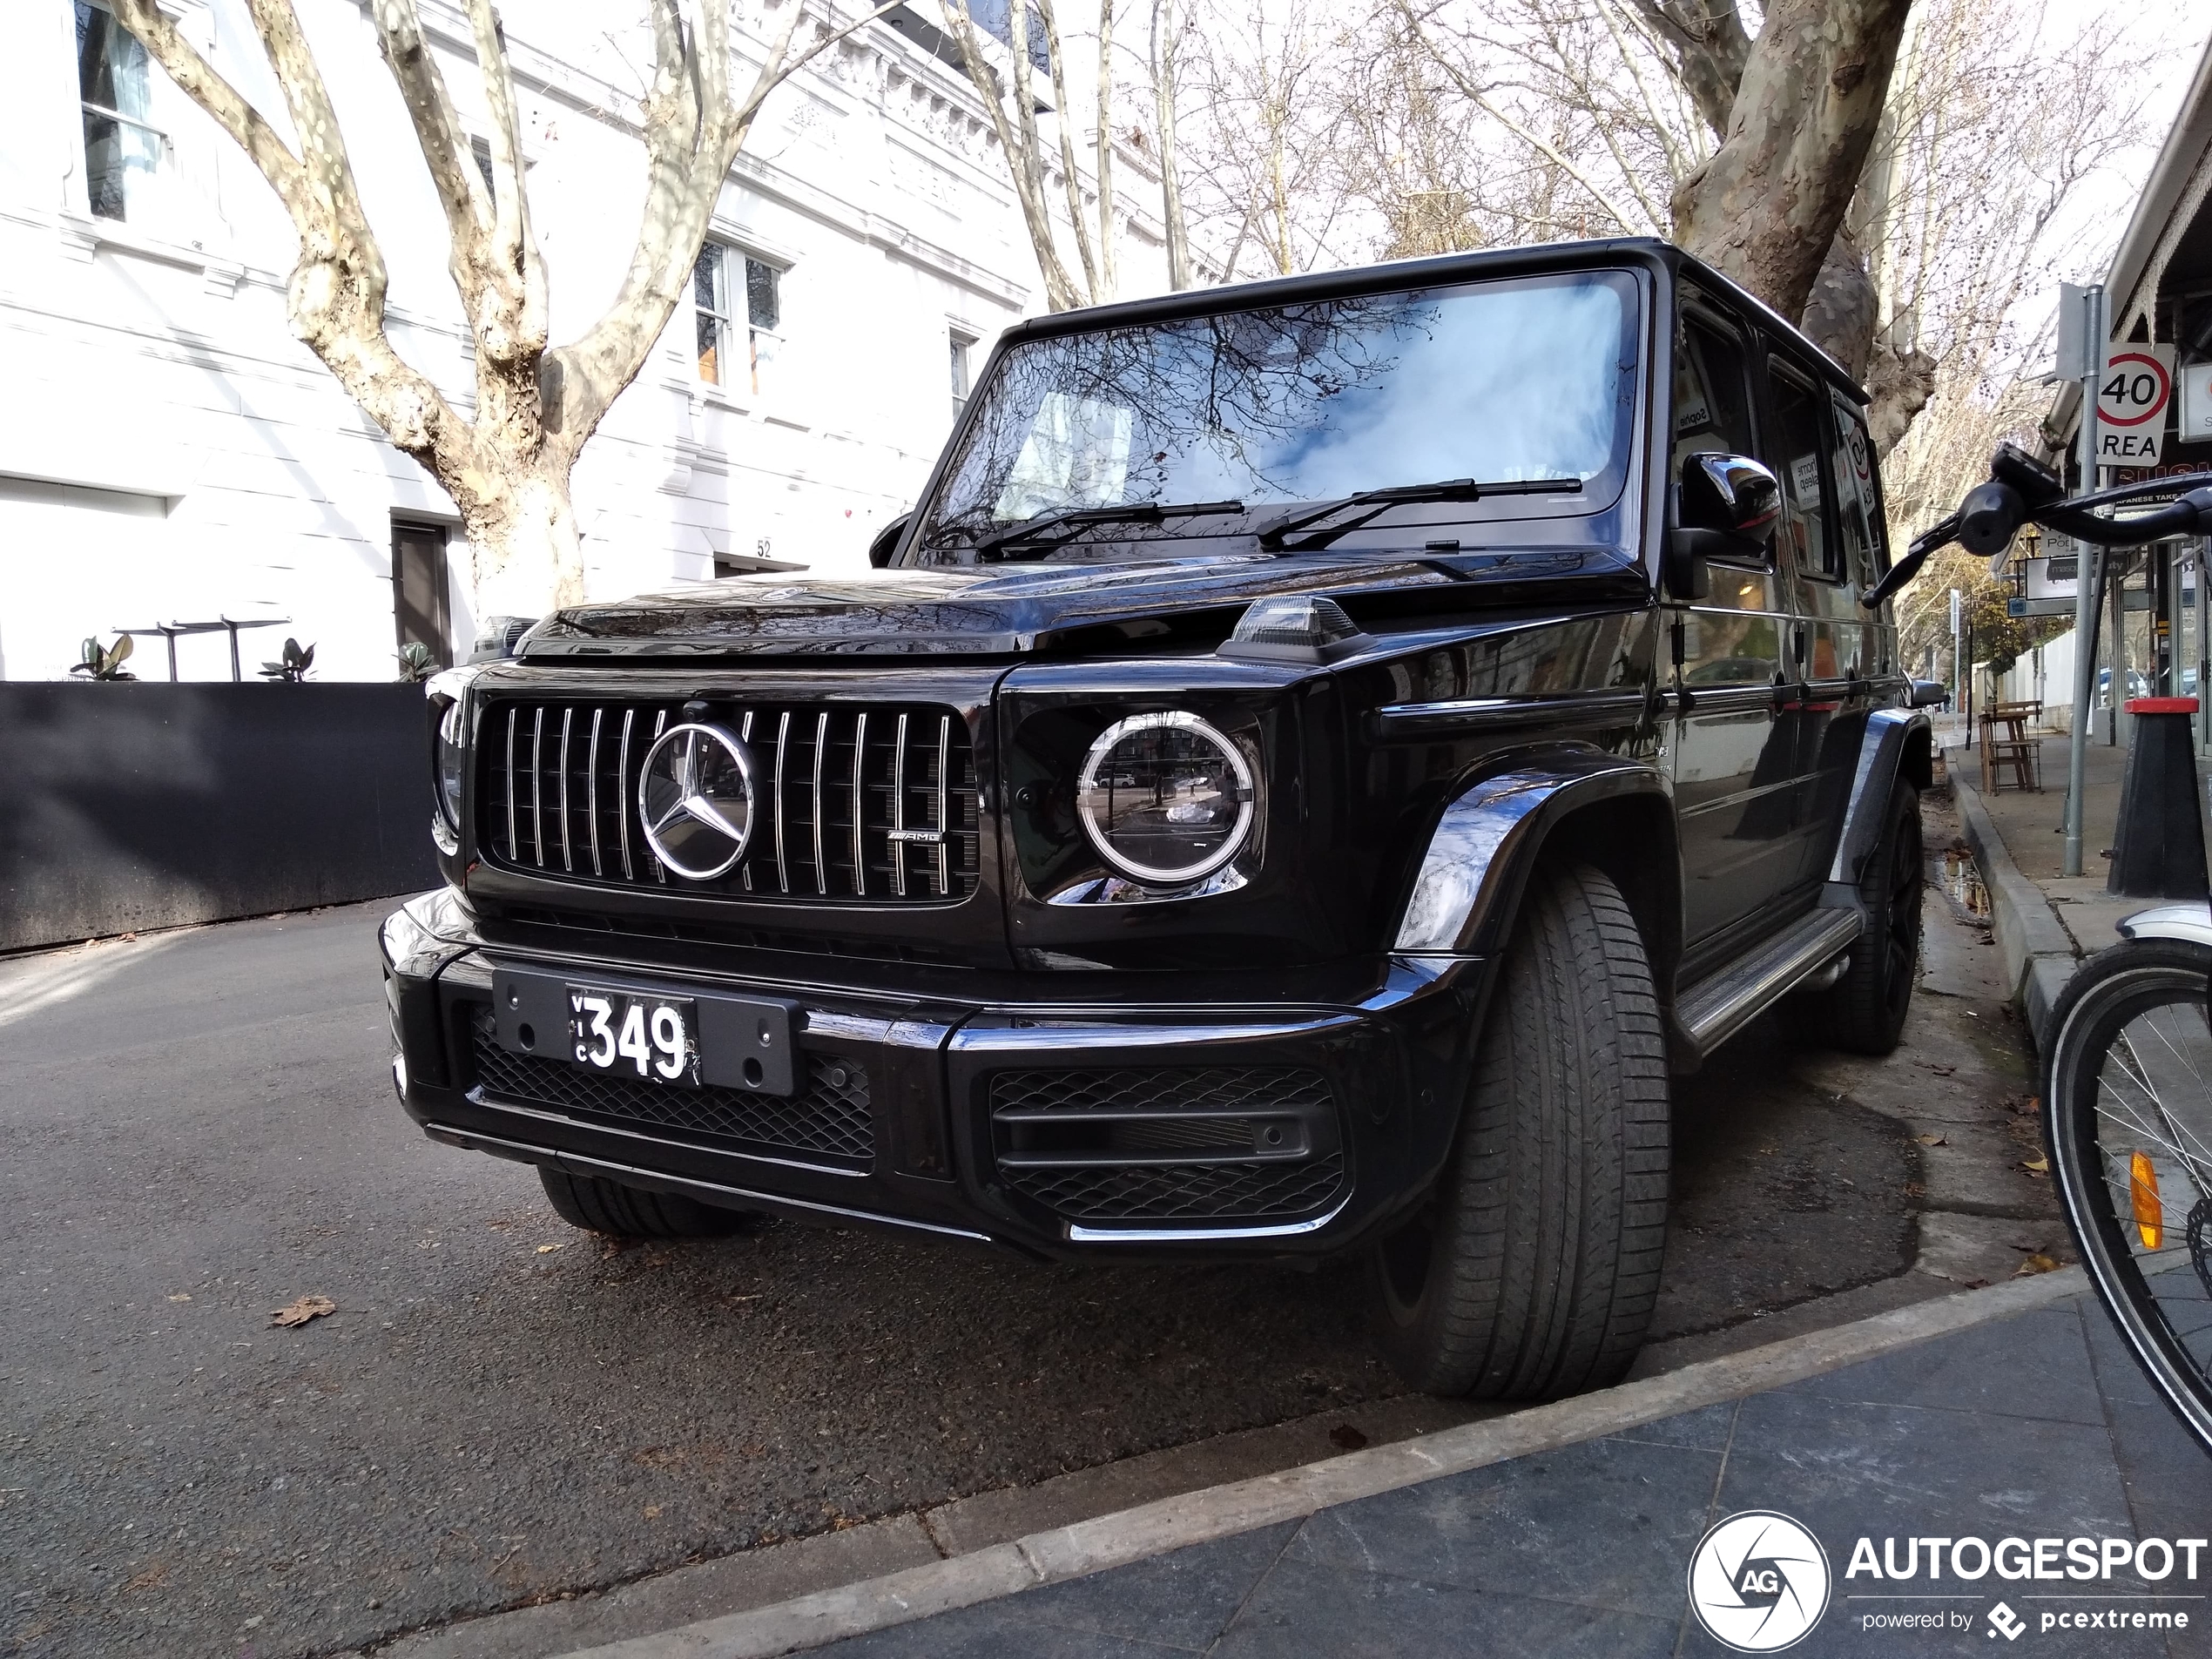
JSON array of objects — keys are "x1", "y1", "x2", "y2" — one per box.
[
  {"x1": 166, "y1": 1293, "x2": 191, "y2": 1303},
  {"x1": 644, "y1": 1505, "x2": 663, "y2": 1519},
  {"x1": 1918, "y1": 1062, "x2": 1958, "y2": 1076},
  {"x1": 1962, "y1": 1278, "x2": 1992, "y2": 1290},
  {"x1": 2015, "y1": 1252, "x2": 2062, "y2": 1276},
  {"x1": 270, "y1": 1295, "x2": 335, "y2": 1327},
  {"x1": 536, "y1": 1244, "x2": 563, "y2": 1254},
  {"x1": 2020, "y1": 1156, "x2": 2050, "y2": 1177},
  {"x1": 1915, "y1": 1134, "x2": 1948, "y2": 1147},
  {"x1": 1329, "y1": 1425, "x2": 1369, "y2": 1451}
]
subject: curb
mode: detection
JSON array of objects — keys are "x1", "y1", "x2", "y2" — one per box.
[
  {"x1": 554, "y1": 1267, "x2": 2088, "y2": 1659},
  {"x1": 1947, "y1": 749, "x2": 2078, "y2": 1043}
]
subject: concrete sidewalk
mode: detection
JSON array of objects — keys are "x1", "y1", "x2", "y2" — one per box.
[{"x1": 563, "y1": 1276, "x2": 2212, "y2": 1658}]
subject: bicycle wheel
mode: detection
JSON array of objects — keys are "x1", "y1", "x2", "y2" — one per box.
[{"x1": 2044, "y1": 939, "x2": 2212, "y2": 1454}]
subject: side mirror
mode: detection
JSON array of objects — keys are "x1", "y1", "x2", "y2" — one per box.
[
  {"x1": 868, "y1": 512, "x2": 911, "y2": 570},
  {"x1": 1909, "y1": 679, "x2": 1948, "y2": 709},
  {"x1": 1667, "y1": 452, "x2": 1779, "y2": 597}
]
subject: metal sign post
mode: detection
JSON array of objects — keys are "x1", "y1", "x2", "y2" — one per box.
[{"x1": 2065, "y1": 283, "x2": 2107, "y2": 879}]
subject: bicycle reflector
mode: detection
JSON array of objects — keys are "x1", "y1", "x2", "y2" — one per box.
[{"x1": 2130, "y1": 1150, "x2": 2164, "y2": 1251}]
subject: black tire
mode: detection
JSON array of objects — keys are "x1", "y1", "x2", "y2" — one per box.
[
  {"x1": 1791, "y1": 782, "x2": 1922, "y2": 1055},
  {"x1": 2043, "y1": 941, "x2": 2212, "y2": 1456},
  {"x1": 1369, "y1": 862, "x2": 1671, "y2": 1399},
  {"x1": 537, "y1": 1167, "x2": 759, "y2": 1239}
]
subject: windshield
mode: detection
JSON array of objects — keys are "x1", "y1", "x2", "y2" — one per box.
[{"x1": 917, "y1": 269, "x2": 1640, "y2": 559}]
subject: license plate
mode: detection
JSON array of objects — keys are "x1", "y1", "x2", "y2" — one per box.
[{"x1": 566, "y1": 985, "x2": 698, "y2": 1087}]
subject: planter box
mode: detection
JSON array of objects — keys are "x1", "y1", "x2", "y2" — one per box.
[{"x1": 0, "y1": 683, "x2": 438, "y2": 952}]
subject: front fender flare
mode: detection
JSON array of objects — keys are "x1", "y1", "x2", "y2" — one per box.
[{"x1": 1393, "y1": 758, "x2": 1674, "y2": 958}]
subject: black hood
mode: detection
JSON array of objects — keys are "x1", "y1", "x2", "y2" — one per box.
[{"x1": 522, "y1": 545, "x2": 1642, "y2": 659}]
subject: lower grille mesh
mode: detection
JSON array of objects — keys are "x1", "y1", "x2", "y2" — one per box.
[
  {"x1": 468, "y1": 1012, "x2": 873, "y2": 1167},
  {"x1": 1004, "y1": 1154, "x2": 1348, "y2": 1224},
  {"x1": 990, "y1": 1066, "x2": 1345, "y2": 1226}
]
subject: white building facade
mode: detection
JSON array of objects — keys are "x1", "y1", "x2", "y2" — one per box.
[{"x1": 0, "y1": 0, "x2": 1155, "y2": 682}]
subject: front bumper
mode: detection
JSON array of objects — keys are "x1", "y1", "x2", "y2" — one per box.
[{"x1": 380, "y1": 890, "x2": 1487, "y2": 1260}]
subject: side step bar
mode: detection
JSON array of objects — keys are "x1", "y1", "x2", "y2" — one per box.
[{"x1": 1676, "y1": 907, "x2": 1862, "y2": 1059}]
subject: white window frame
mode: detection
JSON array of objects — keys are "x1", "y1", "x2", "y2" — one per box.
[
  {"x1": 694, "y1": 240, "x2": 786, "y2": 399},
  {"x1": 74, "y1": 0, "x2": 171, "y2": 225},
  {"x1": 949, "y1": 329, "x2": 974, "y2": 425}
]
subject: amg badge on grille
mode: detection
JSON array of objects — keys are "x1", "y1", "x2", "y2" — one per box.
[{"x1": 637, "y1": 723, "x2": 759, "y2": 880}]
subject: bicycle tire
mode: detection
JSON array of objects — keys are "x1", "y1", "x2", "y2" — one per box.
[{"x1": 2043, "y1": 938, "x2": 2212, "y2": 1456}]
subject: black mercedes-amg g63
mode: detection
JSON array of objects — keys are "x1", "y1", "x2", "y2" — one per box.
[{"x1": 382, "y1": 237, "x2": 1937, "y2": 1399}]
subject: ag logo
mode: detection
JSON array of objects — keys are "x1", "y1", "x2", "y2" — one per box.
[{"x1": 1687, "y1": 1511, "x2": 1831, "y2": 1652}]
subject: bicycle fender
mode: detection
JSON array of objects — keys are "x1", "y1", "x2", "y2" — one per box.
[{"x1": 2117, "y1": 901, "x2": 2212, "y2": 948}]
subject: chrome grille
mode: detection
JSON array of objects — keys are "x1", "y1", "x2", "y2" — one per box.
[{"x1": 478, "y1": 699, "x2": 981, "y2": 901}]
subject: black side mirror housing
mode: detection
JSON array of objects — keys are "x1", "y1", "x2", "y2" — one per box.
[
  {"x1": 1667, "y1": 452, "x2": 1780, "y2": 597},
  {"x1": 1957, "y1": 481, "x2": 2025, "y2": 557},
  {"x1": 1909, "y1": 679, "x2": 1948, "y2": 709},
  {"x1": 868, "y1": 512, "x2": 911, "y2": 570}
]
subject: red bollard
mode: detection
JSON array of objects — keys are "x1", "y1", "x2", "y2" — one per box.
[{"x1": 2107, "y1": 697, "x2": 2210, "y2": 900}]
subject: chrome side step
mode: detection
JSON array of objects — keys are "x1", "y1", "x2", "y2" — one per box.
[{"x1": 1676, "y1": 907, "x2": 1863, "y2": 1059}]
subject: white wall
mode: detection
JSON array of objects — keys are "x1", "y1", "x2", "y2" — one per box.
[{"x1": 0, "y1": 0, "x2": 1167, "y2": 681}]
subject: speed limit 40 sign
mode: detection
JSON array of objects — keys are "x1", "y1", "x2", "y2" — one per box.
[{"x1": 2096, "y1": 343, "x2": 2175, "y2": 463}]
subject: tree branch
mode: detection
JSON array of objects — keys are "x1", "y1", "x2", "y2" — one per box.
[{"x1": 1033, "y1": 0, "x2": 1100, "y2": 300}]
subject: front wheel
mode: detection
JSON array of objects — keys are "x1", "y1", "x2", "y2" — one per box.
[
  {"x1": 1369, "y1": 862, "x2": 1671, "y2": 1399},
  {"x1": 2044, "y1": 940, "x2": 2212, "y2": 1456},
  {"x1": 538, "y1": 1167, "x2": 762, "y2": 1239}
]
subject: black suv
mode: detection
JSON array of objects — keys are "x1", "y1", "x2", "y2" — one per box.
[{"x1": 382, "y1": 238, "x2": 1935, "y2": 1400}]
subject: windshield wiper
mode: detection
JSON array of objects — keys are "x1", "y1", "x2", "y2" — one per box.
[
  {"x1": 1258, "y1": 476, "x2": 1584, "y2": 552},
  {"x1": 971, "y1": 498, "x2": 1247, "y2": 562}
]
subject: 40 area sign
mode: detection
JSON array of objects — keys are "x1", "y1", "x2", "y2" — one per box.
[{"x1": 2097, "y1": 344, "x2": 2175, "y2": 466}]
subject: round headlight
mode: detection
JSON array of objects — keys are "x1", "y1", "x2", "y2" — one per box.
[
  {"x1": 435, "y1": 698, "x2": 466, "y2": 830},
  {"x1": 1076, "y1": 712, "x2": 1256, "y2": 886}
]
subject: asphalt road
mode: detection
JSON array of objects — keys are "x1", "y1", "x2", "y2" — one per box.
[{"x1": 2, "y1": 826, "x2": 2051, "y2": 1659}]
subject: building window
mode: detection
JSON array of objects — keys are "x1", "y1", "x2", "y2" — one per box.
[
  {"x1": 950, "y1": 333, "x2": 973, "y2": 423},
  {"x1": 694, "y1": 243, "x2": 782, "y2": 395},
  {"x1": 392, "y1": 519, "x2": 454, "y2": 671},
  {"x1": 76, "y1": 1, "x2": 165, "y2": 223}
]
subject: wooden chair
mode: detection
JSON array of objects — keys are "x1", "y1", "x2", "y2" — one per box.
[{"x1": 1979, "y1": 699, "x2": 2043, "y2": 792}]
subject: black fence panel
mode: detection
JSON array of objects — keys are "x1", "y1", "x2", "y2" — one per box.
[{"x1": 0, "y1": 684, "x2": 437, "y2": 952}]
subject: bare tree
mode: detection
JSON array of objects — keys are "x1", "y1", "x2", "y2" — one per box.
[
  {"x1": 1150, "y1": 0, "x2": 1195, "y2": 287},
  {"x1": 940, "y1": 0, "x2": 1120, "y2": 308},
  {"x1": 1178, "y1": 0, "x2": 1357, "y2": 279},
  {"x1": 107, "y1": 0, "x2": 894, "y2": 617}
]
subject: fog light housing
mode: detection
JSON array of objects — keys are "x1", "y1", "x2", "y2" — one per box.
[{"x1": 1076, "y1": 711, "x2": 1255, "y2": 886}]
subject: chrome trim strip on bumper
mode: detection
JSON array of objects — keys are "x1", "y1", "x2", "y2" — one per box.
[{"x1": 1065, "y1": 1195, "x2": 1352, "y2": 1244}]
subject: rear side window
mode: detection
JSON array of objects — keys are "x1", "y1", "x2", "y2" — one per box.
[
  {"x1": 1672, "y1": 314, "x2": 1755, "y2": 473},
  {"x1": 1828, "y1": 392, "x2": 1887, "y2": 585},
  {"x1": 1766, "y1": 363, "x2": 1838, "y2": 582}
]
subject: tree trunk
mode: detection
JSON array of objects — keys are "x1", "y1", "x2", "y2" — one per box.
[
  {"x1": 468, "y1": 468, "x2": 585, "y2": 619},
  {"x1": 1151, "y1": 0, "x2": 1192, "y2": 288},
  {"x1": 1672, "y1": 0, "x2": 1913, "y2": 325}
]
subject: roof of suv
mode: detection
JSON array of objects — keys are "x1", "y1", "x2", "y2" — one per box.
[{"x1": 997, "y1": 236, "x2": 1865, "y2": 404}]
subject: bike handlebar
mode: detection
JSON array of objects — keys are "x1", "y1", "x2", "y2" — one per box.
[{"x1": 1861, "y1": 449, "x2": 2212, "y2": 610}]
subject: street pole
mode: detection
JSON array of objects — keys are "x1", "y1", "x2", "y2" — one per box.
[
  {"x1": 2064, "y1": 283, "x2": 2107, "y2": 879},
  {"x1": 1951, "y1": 587, "x2": 1964, "y2": 718}
]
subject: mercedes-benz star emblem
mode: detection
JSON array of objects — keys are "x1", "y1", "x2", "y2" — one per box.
[{"x1": 637, "y1": 722, "x2": 758, "y2": 880}]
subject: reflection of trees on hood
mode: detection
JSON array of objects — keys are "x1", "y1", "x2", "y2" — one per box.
[{"x1": 927, "y1": 292, "x2": 1430, "y2": 545}]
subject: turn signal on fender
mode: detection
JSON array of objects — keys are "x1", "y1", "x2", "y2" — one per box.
[{"x1": 2130, "y1": 1150, "x2": 2163, "y2": 1251}]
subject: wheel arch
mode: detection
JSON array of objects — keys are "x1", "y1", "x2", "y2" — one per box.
[{"x1": 1393, "y1": 755, "x2": 1681, "y2": 1008}]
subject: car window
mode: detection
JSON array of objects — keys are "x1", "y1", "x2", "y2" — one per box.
[
  {"x1": 1828, "y1": 391, "x2": 1886, "y2": 583},
  {"x1": 1766, "y1": 362, "x2": 1838, "y2": 583},
  {"x1": 1672, "y1": 313, "x2": 1755, "y2": 474}
]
